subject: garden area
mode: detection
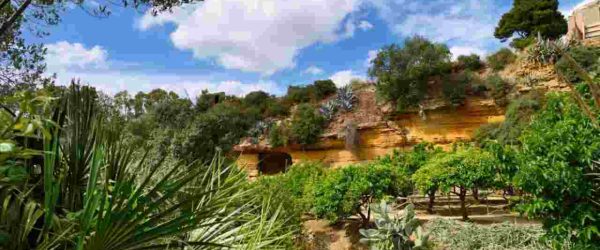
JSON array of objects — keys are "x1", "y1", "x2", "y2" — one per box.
[{"x1": 1, "y1": 0, "x2": 600, "y2": 249}]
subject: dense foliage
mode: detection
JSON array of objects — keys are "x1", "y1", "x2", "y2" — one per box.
[
  {"x1": 456, "y1": 54, "x2": 484, "y2": 71},
  {"x1": 494, "y1": 0, "x2": 567, "y2": 49},
  {"x1": 555, "y1": 45, "x2": 600, "y2": 83},
  {"x1": 486, "y1": 48, "x2": 517, "y2": 71},
  {"x1": 369, "y1": 36, "x2": 451, "y2": 111},
  {"x1": 290, "y1": 104, "x2": 326, "y2": 146},
  {"x1": 442, "y1": 71, "x2": 470, "y2": 106},
  {"x1": 514, "y1": 93, "x2": 600, "y2": 247},
  {"x1": 485, "y1": 74, "x2": 511, "y2": 106}
]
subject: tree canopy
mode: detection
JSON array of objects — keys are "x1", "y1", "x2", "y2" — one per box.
[
  {"x1": 368, "y1": 36, "x2": 451, "y2": 111},
  {"x1": 494, "y1": 0, "x2": 567, "y2": 49}
]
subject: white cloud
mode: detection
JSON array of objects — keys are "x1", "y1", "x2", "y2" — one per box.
[
  {"x1": 304, "y1": 66, "x2": 324, "y2": 75},
  {"x1": 329, "y1": 70, "x2": 365, "y2": 87},
  {"x1": 364, "y1": 49, "x2": 379, "y2": 67},
  {"x1": 44, "y1": 41, "x2": 285, "y2": 98},
  {"x1": 368, "y1": 0, "x2": 506, "y2": 55},
  {"x1": 138, "y1": 0, "x2": 365, "y2": 75},
  {"x1": 358, "y1": 20, "x2": 374, "y2": 31},
  {"x1": 45, "y1": 41, "x2": 108, "y2": 70},
  {"x1": 449, "y1": 46, "x2": 487, "y2": 60}
]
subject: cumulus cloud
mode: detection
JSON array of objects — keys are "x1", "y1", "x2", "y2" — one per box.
[
  {"x1": 45, "y1": 41, "x2": 108, "y2": 70},
  {"x1": 368, "y1": 0, "x2": 506, "y2": 56},
  {"x1": 330, "y1": 70, "x2": 365, "y2": 87},
  {"x1": 358, "y1": 20, "x2": 374, "y2": 31},
  {"x1": 44, "y1": 41, "x2": 285, "y2": 97},
  {"x1": 304, "y1": 66, "x2": 324, "y2": 75},
  {"x1": 138, "y1": 0, "x2": 365, "y2": 75}
]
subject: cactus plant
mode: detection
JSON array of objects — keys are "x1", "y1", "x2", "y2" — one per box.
[
  {"x1": 319, "y1": 100, "x2": 338, "y2": 121},
  {"x1": 360, "y1": 201, "x2": 430, "y2": 250}
]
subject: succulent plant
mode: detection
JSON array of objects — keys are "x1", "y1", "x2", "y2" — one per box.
[
  {"x1": 320, "y1": 100, "x2": 338, "y2": 121},
  {"x1": 248, "y1": 120, "x2": 272, "y2": 144},
  {"x1": 360, "y1": 201, "x2": 430, "y2": 250},
  {"x1": 527, "y1": 33, "x2": 569, "y2": 65},
  {"x1": 336, "y1": 85, "x2": 356, "y2": 112}
]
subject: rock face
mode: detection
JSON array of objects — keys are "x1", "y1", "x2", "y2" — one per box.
[{"x1": 235, "y1": 93, "x2": 505, "y2": 178}]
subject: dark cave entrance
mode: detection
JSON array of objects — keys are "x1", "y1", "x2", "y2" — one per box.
[{"x1": 258, "y1": 152, "x2": 292, "y2": 175}]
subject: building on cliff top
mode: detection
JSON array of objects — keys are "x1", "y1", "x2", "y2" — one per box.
[{"x1": 567, "y1": 0, "x2": 600, "y2": 42}]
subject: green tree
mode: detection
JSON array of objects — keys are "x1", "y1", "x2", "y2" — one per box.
[
  {"x1": 456, "y1": 54, "x2": 483, "y2": 71},
  {"x1": 313, "y1": 79, "x2": 337, "y2": 99},
  {"x1": 494, "y1": 0, "x2": 567, "y2": 49},
  {"x1": 290, "y1": 104, "x2": 325, "y2": 146},
  {"x1": 369, "y1": 36, "x2": 451, "y2": 111},
  {"x1": 174, "y1": 102, "x2": 256, "y2": 163},
  {"x1": 514, "y1": 93, "x2": 599, "y2": 246}
]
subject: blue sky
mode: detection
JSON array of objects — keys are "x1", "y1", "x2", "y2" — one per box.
[{"x1": 34, "y1": 0, "x2": 591, "y2": 97}]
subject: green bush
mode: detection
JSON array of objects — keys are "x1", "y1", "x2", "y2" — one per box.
[
  {"x1": 456, "y1": 54, "x2": 483, "y2": 71},
  {"x1": 473, "y1": 91, "x2": 543, "y2": 145},
  {"x1": 253, "y1": 161, "x2": 325, "y2": 231},
  {"x1": 313, "y1": 164, "x2": 400, "y2": 223},
  {"x1": 486, "y1": 48, "x2": 516, "y2": 71},
  {"x1": 485, "y1": 74, "x2": 510, "y2": 106},
  {"x1": 268, "y1": 122, "x2": 289, "y2": 148},
  {"x1": 514, "y1": 93, "x2": 600, "y2": 246},
  {"x1": 369, "y1": 36, "x2": 451, "y2": 111},
  {"x1": 285, "y1": 85, "x2": 314, "y2": 104},
  {"x1": 313, "y1": 79, "x2": 337, "y2": 99},
  {"x1": 555, "y1": 45, "x2": 600, "y2": 83},
  {"x1": 290, "y1": 104, "x2": 325, "y2": 146},
  {"x1": 442, "y1": 72, "x2": 470, "y2": 106}
]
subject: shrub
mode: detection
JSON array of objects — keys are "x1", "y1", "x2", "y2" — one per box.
[
  {"x1": 313, "y1": 79, "x2": 337, "y2": 99},
  {"x1": 526, "y1": 34, "x2": 568, "y2": 65},
  {"x1": 285, "y1": 85, "x2": 314, "y2": 104},
  {"x1": 290, "y1": 104, "x2": 325, "y2": 146},
  {"x1": 268, "y1": 122, "x2": 289, "y2": 148},
  {"x1": 360, "y1": 202, "x2": 430, "y2": 250},
  {"x1": 369, "y1": 36, "x2": 452, "y2": 111},
  {"x1": 174, "y1": 102, "x2": 256, "y2": 163},
  {"x1": 555, "y1": 45, "x2": 600, "y2": 83},
  {"x1": 474, "y1": 91, "x2": 543, "y2": 145},
  {"x1": 456, "y1": 54, "x2": 483, "y2": 71},
  {"x1": 514, "y1": 93, "x2": 600, "y2": 246},
  {"x1": 313, "y1": 164, "x2": 400, "y2": 224},
  {"x1": 253, "y1": 161, "x2": 325, "y2": 230},
  {"x1": 485, "y1": 74, "x2": 510, "y2": 106},
  {"x1": 486, "y1": 48, "x2": 516, "y2": 71},
  {"x1": 264, "y1": 99, "x2": 289, "y2": 117},
  {"x1": 442, "y1": 72, "x2": 470, "y2": 106}
]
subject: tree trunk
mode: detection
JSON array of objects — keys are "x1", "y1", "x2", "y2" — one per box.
[
  {"x1": 459, "y1": 187, "x2": 468, "y2": 220},
  {"x1": 0, "y1": 0, "x2": 33, "y2": 38},
  {"x1": 427, "y1": 189, "x2": 436, "y2": 214},
  {"x1": 472, "y1": 188, "x2": 479, "y2": 201}
]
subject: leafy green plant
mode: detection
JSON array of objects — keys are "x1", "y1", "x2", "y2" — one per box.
[
  {"x1": 313, "y1": 164, "x2": 402, "y2": 224},
  {"x1": 555, "y1": 45, "x2": 600, "y2": 83},
  {"x1": 486, "y1": 48, "x2": 516, "y2": 71},
  {"x1": 268, "y1": 122, "x2": 289, "y2": 148},
  {"x1": 360, "y1": 202, "x2": 430, "y2": 250},
  {"x1": 290, "y1": 104, "x2": 325, "y2": 146},
  {"x1": 442, "y1": 71, "x2": 470, "y2": 106},
  {"x1": 526, "y1": 33, "x2": 569, "y2": 65},
  {"x1": 485, "y1": 74, "x2": 510, "y2": 106},
  {"x1": 456, "y1": 54, "x2": 483, "y2": 71},
  {"x1": 514, "y1": 93, "x2": 599, "y2": 246},
  {"x1": 369, "y1": 36, "x2": 451, "y2": 111}
]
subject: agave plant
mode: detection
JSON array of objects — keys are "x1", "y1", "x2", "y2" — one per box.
[
  {"x1": 248, "y1": 120, "x2": 272, "y2": 144},
  {"x1": 360, "y1": 201, "x2": 429, "y2": 250},
  {"x1": 319, "y1": 100, "x2": 338, "y2": 121},
  {"x1": 336, "y1": 85, "x2": 356, "y2": 112},
  {"x1": 527, "y1": 33, "x2": 569, "y2": 65}
]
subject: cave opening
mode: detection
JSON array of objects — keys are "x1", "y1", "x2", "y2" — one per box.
[{"x1": 258, "y1": 152, "x2": 292, "y2": 175}]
